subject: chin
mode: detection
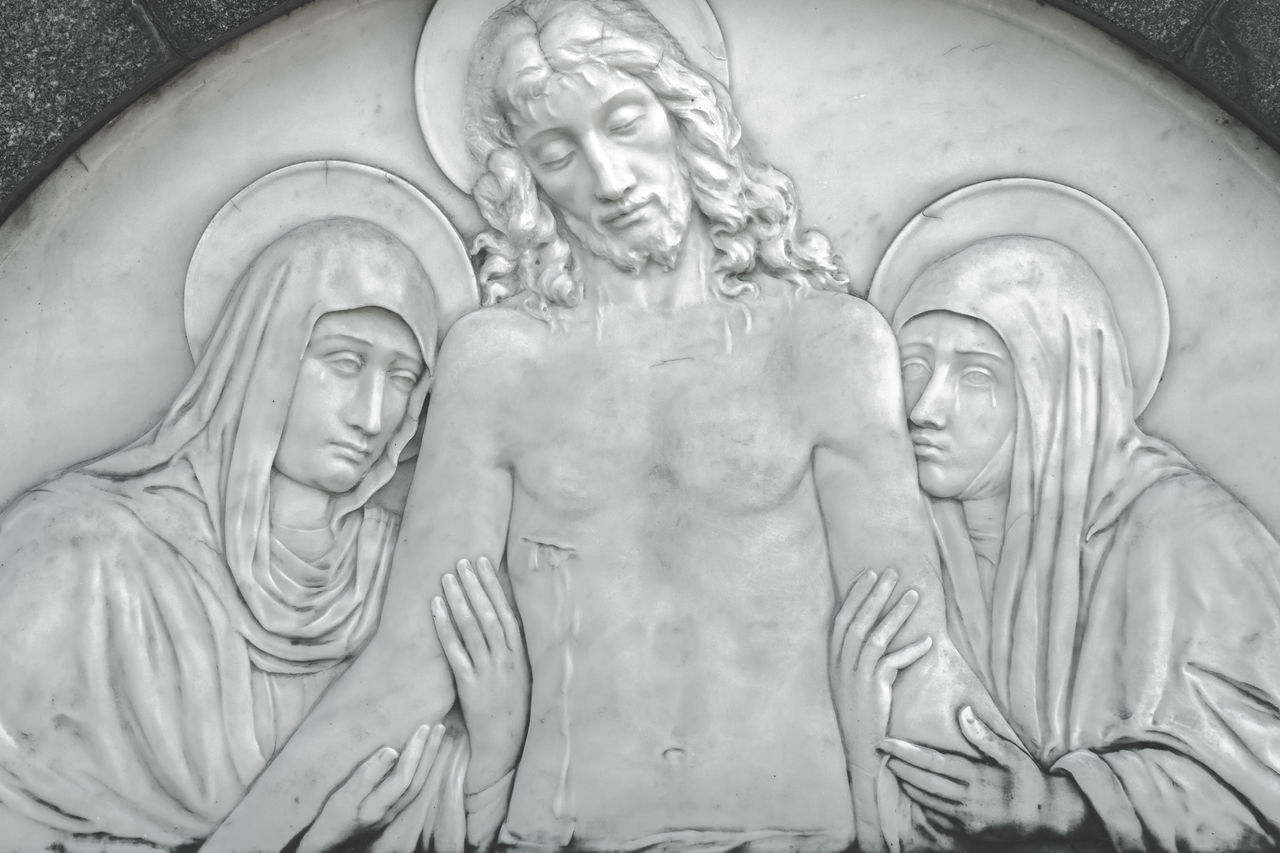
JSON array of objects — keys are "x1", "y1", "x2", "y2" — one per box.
[
  {"x1": 313, "y1": 463, "x2": 369, "y2": 496},
  {"x1": 916, "y1": 464, "x2": 963, "y2": 500}
]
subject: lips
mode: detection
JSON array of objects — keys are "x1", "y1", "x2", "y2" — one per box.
[
  {"x1": 603, "y1": 197, "x2": 653, "y2": 228},
  {"x1": 330, "y1": 440, "x2": 372, "y2": 462},
  {"x1": 910, "y1": 431, "x2": 947, "y2": 459}
]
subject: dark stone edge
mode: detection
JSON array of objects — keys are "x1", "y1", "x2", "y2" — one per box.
[
  {"x1": 0, "y1": 0, "x2": 316, "y2": 227},
  {"x1": 1042, "y1": 0, "x2": 1280, "y2": 151},
  {"x1": 2, "y1": 0, "x2": 1279, "y2": 227}
]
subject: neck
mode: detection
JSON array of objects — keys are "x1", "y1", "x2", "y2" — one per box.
[
  {"x1": 960, "y1": 491, "x2": 1009, "y2": 567},
  {"x1": 269, "y1": 470, "x2": 333, "y2": 531},
  {"x1": 585, "y1": 214, "x2": 714, "y2": 313}
]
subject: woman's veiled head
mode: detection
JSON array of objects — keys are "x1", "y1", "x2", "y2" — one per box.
[
  {"x1": 892, "y1": 235, "x2": 1138, "y2": 509},
  {"x1": 193, "y1": 217, "x2": 438, "y2": 515}
]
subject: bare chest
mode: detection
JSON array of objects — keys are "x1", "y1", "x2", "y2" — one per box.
[{"x1": 508, "y1": 329, "x2": 814, "y2": 519}]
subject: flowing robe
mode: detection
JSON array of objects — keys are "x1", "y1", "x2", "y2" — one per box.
[
  {"x1": 0, "y1": 219, "x2": 464, "y2": 850},
  {"x1": 895, "y1": 236, "x2": 1280, "y2": 852}
]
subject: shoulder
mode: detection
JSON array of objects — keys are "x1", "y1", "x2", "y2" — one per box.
[
  {"x1": 0, "y1": 476, "x2": 129, "y2": 558},
  {"x1": 431, "y1": 303, "x2": 550, "y2": 397},
  {"x1": 441, "y1": 301, "x2": 548, "y2": 352},
  {"x1": 0, "y1": 474, "x2": 207, "y2": 644},
  {"x1": 776, "y1": 289, "x2": 902, "y2": 398},
  {"x1": 783, "y1": 289, "x2": 898, "y2": 362},
  {"x1": 1114, "y1": 470, "x2": 1280, "y2": 587},
  {"x1": 1123, "y1": 471, "x2": 1258, "y2": 535}
]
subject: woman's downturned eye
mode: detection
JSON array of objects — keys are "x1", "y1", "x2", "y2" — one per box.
[
  {"x1": 389, "y1": 370, "x2": 419, "y2": 391},
  {"x1": 902, "y1": 360, "x2": 931, "y2": 381},
  {"x1": 325, "y1": 354, "x2": 363, "y2": 375},
  {"x1": 961, "y1": 368, "x2": 994, "y2": 387}
]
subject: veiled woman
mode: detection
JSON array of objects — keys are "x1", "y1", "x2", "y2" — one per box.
[
  {"x1": 0, "y1": 218, "x2": 525, "y2": 852},
  {"x1": 844, "y1": 235, "x2": 1280, "y2": 851}
]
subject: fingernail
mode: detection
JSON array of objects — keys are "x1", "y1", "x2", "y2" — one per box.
[
  {"x1": 904, "y1": 589, "x2": 918, "y2": 602},
  {"x1": 884, "y1": 568, "x2": 899, "y2": 583},
  {"x1": 960, "y1": 705, "x2": 976, "y2": 723},
  {"x1": 462, "y1": 562, "x2": 477, "y2": 578},
  {"x1": 443, "y1": 573, "x2": 458, "y2": 589},
  {"x1": 479, "y1": 556, "x2": 495, "y2": 574},
  {"x1": 431, "y1": 596, "x2": 445, "y2": 613},
  {"x1": 379, "y1": 747, "x2": 398, "y2": 762},
  {"x1": 414, "y1": 724, "x2": 431, "y2": 740},
  {"x1": 456, "y1": 558, "x2": 471, "y2": 572}
]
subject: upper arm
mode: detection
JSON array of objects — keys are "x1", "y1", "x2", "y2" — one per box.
[
  {"x1": 800, "y1": 295, "x2": 939, "y2": 598},
  {"x1": 374, "y1": 310, "x2": 528, "y2": 655}
]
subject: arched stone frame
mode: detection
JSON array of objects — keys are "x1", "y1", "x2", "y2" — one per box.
[
  {"x1": 2, "y1": 0, "x2": 1279, "y2": 221},
  {"x1": 2, "y1": 0, "x2": 1280, "y2": 848}
]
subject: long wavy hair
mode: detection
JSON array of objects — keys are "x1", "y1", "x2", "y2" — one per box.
[{"x1": 464, "y1": 0, "x2": 851, "y2": 316}]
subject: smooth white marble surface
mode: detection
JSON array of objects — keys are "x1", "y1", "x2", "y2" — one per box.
[
  {"x1": 3, "y1": 0, "x2": 1280, "y2": 530},
  {"x1": 4, "y1": 2, "x2": 1280, "y2": 848}
]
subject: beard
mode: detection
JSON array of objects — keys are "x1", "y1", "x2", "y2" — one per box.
[{"x1": 562, "y1": 176, "x2": 693, "y2": 274}]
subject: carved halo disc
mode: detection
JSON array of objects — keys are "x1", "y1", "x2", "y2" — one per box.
[
  {"x1": 183, "y1": 160, "x2": 478, "y2": 360},
  {"x1": 868, "y1": 177, "x2": 1170, "y2": 414},
  {"x1": 414, "y1": 0, "x2": 730, "y2": 193}
]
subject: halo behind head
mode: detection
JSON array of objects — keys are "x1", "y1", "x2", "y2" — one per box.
[
  {"x1": 415, "y1": 0, "x2": 729, "y2": 193},
  {"x1": 869, "y1": 178, "x2": 1169, "y2": 414},
  {"x1": 184, "y1": 160, "x2": 477, "y2": 360}
]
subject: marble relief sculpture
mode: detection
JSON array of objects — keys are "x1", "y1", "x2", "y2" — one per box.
[
  {"x1": 210, "y1": 1, "x2": 1019, "y2": 851},
  {"x1": 0, "y1": 173, "x2": 519, "y2": 851},
  {"x1": 3, "y1": 0, "x2": 1280, "y2": 850},
  {"x1": 865, "y1": 182, "x2": 1280, "y2": 850}
]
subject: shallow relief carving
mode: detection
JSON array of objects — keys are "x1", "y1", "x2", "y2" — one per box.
[{"x1": 1, "y1": 0, "x2": 1280, "y2": 851}]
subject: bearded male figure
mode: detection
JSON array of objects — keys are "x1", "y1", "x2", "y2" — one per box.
[{"x1": 209, "y1": 2, "x2": 1009, "y2": 850}]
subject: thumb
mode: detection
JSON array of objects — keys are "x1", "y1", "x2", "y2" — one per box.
[{"x1": 958, "y1": 706, "x2": 1020, "y2": 765}]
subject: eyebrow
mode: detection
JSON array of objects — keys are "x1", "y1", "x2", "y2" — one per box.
[
  {"x1": 954, "y1": 348, "x2": 1005, "y2": 360},
  {"x1": 598, "y1": 89, "x2": 648, "y2": 117}
]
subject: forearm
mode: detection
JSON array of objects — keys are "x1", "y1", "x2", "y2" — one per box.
[{"x1": 202, "y1": 642, "x2": 456, "y2": 853}]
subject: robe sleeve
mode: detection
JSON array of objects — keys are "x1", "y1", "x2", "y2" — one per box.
[
  {"x1": 0, "y1": 482, "x2": 255, "y2": 848},
  {"x1": 1052, "y1": 474, "x2": 1280, "y2": 853}
]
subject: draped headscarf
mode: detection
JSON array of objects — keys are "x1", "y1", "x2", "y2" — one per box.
[
  {"x1": 0, "y1": 218, "x2": 442, "y2": 845},
  {"x1": 87, "y1": 217, "x2": 437, "y2": 673},
  {"x1": 892, "y1": 235, "x2": 1280, "y2": 850}
]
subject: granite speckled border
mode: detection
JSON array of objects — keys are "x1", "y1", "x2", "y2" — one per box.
[{"x1": 1, "y1": 0, "x2": 1278, "y2": 224}]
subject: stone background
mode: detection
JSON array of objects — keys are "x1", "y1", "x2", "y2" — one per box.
[{"x1": 1, "y1": 0, "x2": 1278, "y2": 222}]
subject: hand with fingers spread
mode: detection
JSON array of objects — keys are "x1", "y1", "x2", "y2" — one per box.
[
  {"x1": 880, "y1": 705, "x2": 1095, "y2": 843},
  {"x1": 295, "y1": 723, "x2": 446, "y2": 853},
  {"x1": 431, "y1": 556, "x2": 531, "y2": 796},
  {"x1": 831, "y1": 569, "x2": 933, "y2": 775},
  {"x1": 830, "y1": 568, "x2": 933, "y2": 851}
]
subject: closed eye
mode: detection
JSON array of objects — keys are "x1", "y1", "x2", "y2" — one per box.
[
  {"x1": 324, "y1": 353, "x2": 364, "y2": 375},
  {"x1": 389, "y1": 369, "x2": 420, "y2": 391},
  {"x1": 607, "y1": 115, "x2": 643, "y2": 135},
  {"x1": 540, "y1": 150, "x2": 575, "y2": 171}
]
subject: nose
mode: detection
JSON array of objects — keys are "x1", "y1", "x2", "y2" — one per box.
[
  {"x1": 343, "y1": 370, "x2": 386, "y2": 437},
  {"x1": 908, "y1": 370, "x2": 951, "y2": 430},
  {"x1": 584, "y1": 136, "x2": 635, "y2": 201}
]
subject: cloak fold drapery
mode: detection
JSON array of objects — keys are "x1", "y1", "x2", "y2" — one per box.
[
  {"x1": 893, "y1": 236, "x2": 1280, "y2": 852},
  {"x1": 0, "y1": 219, "x2": 467, "y2": 850}
]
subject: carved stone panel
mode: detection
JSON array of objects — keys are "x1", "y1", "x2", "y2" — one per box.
[{"x1": 2, "y1": 0, "x2": 1280, "y2": 851}]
